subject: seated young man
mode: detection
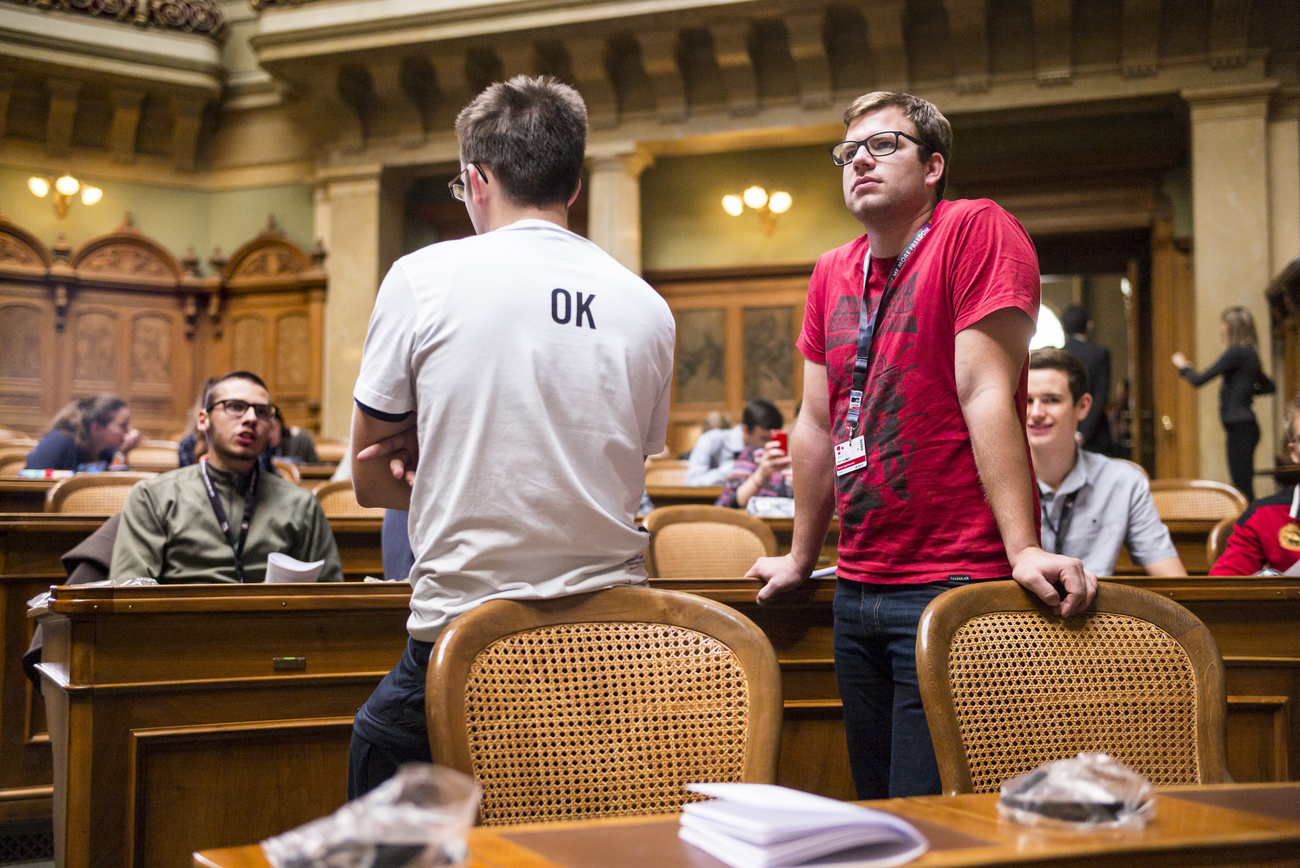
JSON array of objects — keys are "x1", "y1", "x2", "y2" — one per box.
[
  {"x1": 1212, "y1": 393, "x2": 1300, "y2": 575},
  {"x1": 1027, "y1": 349, "x2": 1185, "y2": 576},
  {"x1": 684, "y1": 398, "x2": 783, "y2": 486},
  {"x1": 109, "y1": 371, "x2": 343, "y2": 583}
]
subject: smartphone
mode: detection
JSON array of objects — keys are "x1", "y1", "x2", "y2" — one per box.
[{"x1": 771, "y1": 430, "x2": 788, "y2": 453}]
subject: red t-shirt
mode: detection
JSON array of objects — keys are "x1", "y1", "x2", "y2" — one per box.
[{"x1": 797, "y1": 198, "x2": 1040, "y2": 584}]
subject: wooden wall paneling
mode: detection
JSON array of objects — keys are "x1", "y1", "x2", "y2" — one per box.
[
  {"x1": 212, "y1": 220, "x2": 328, "y2": 434},
  {"x1": 648, "y1": 266, "x2": 812, "y2": 453},
  {"x1": 1151, "y1": 212, "x2": 1198, "y2": 478},
  {"x1": 0, "y1": 291, "x2": 59, "y2": 433}
]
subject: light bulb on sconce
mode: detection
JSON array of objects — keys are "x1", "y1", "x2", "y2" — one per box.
[
  {"x1": 722, "y1": 185, "x2": 792, "y2": 234},
  {"x1": 28, "y1": 173, "x2": 102, "y2": 219}
]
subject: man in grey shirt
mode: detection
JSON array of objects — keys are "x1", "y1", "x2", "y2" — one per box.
[{"x1": 1027, "y1": 348, "x2": 1185, "y2": 576}]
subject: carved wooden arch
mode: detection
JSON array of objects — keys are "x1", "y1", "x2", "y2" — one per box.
[
  {"x1": 0, "y1": 213, "x2": 54, "y2": 278},
  {"x1": 217, "y1": 217, "x2": 326, "y2": 291},
  {"x1": 70, "y1": 214, "x2": 186, "y2": 290}
]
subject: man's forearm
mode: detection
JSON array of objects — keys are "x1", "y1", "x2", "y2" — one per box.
[
  {"x1": 349, "y1": 406, "x2": 416, "y2": 510},
  {"x1": 964, "y1": 390, "x2": 1039, "y2": 563},
  {"x1": 789, "y1": 417, "x2": 837, "y2": 573}
]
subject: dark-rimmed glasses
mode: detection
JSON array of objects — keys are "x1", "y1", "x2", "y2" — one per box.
[
  {"x1": 207, "y1": 399, "x2": 277, "y2": 422},
  {"x1": 829, "y1": 131, "x2": 925, "y2": 166},
  {"x1": 448, "y1": 162, "x2": 488, "y2": 201}
]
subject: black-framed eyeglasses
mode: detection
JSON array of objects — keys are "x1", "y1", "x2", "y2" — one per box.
[
  {"x1": 829, "y1": 131, "x2": 926, "y2": 166},
  {"x1": 448, "y1": 162, "x2": 488, "y2": 202},
  {"x1": 207, "y1": 399, "x2": 277, "y2": 422}
]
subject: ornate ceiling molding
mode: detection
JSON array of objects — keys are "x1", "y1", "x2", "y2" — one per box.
[{"x1": 2, "y1": 0, "x2": 228, "y2": 41}]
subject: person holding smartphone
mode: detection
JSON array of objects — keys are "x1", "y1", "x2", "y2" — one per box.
[{"x1": 716, "y1": 421, "x2": 792, "y2": 508}]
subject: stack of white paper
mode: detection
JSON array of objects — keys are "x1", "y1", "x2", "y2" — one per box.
[
  {"x1": 264, "y1": 553, "x2": 325, "y2": 584},
  {"x1": 679, "y1": 784, "x2": 928, "y2": 868}
]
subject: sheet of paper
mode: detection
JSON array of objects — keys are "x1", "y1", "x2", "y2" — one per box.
[{"x1": 264, "y1": 552, "x2": 325, "y2": 584}]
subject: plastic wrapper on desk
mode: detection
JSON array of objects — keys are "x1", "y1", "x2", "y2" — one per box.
[
  {"x1": 997, "y1": 753, "x2": 1155, "y2": 829},
  {"x1": 260, "y1": 764, "x2": 481, "y2": 868}
]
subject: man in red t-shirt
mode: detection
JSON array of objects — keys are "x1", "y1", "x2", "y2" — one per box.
[{"x1": 747, "y1": 91, "x2": 1096, "y2": 799}]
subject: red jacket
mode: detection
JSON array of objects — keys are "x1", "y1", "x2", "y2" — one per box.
[{"x1": 1210, "y1": 486, "x2": 1299, "y2": 575}]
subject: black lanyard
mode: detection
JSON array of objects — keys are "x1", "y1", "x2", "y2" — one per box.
[
  {"x1": 846, "y1": 224, "x2": 932, "y2": 434},
  {"x1": 199, "y1": 457, "x2": 259, "y2": 583},
  {"x1": 1041, "y1": 490, "x2": 1080, "y2": 555}
]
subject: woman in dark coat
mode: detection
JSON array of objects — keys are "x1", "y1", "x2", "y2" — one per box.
[{"x1": 1172, "y1": 306, "x2": 1275, "y2": 499}]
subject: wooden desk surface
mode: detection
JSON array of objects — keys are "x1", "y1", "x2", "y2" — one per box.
[{"x1": 194, "y1": 783, "x2": 1300, "y2": 868}]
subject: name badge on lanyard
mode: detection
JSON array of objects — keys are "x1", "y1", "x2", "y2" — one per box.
[{"x1": 835, "y1": 223, "x2": 930, "y2": 478}]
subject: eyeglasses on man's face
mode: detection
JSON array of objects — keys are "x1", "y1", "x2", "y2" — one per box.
[
  {"x1": 207, "y1": 399, "x2": 277, "y2": 423},
  {"x1": 448, "y1": 162, "x2": 488, "y2": 202},
  {"x1": 829, "y1": 131, "x2": 926, "y2": 166}
]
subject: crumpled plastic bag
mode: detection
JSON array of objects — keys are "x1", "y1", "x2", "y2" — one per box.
[
  {"x1": 260, "y1": 764, "x2": 481, "y2": 868},
  {"x1": 27, "y1": 576, "x2": 158, "y2": 611},
  {"x1": 996, "y1": 753, "x2": 1155, "y2": 829}
]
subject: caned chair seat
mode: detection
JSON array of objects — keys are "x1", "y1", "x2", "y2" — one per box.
[
  {"x1": 1149, "y1": 479, "x2": 1248, "y2": 521},
  {"x1": 311, "y1": 479, "x2": 383, "y2": 518},
  {"x1": 45, "y1": 472, "x2": 155, "y2": 515},
  {"x1": 644, "y1": 459, "x2": 690, "y2": 487},
  {"x1": 917, "y1": 580, "x2": 1230, "y2": 795},
  {"x1": 426, "y1": 586, "x2": 783, "y2": 826},
  {"x1": 644, "y1": 505, "x2": 777, "y2": 578}
]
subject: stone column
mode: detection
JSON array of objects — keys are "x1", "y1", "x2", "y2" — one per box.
[
  {"x1": 315, "y1": 164, "x2": 384, "y2": 438},
  {"x1": 585, "y1": 145, "x2": 654, "y2": 274},
  {"x1": 1184, "y1": 83, "x2": 1277, "y2": 488}
]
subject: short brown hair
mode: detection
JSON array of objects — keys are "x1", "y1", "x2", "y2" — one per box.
[
  {"x1": 843, "y1": 91, "x2": 952, "y2": 201},
  {"x1": 455, "y1": 75, "x2": 587, "y2": 208},
  {"x1": 1029, "y1": 347, "x2": 1091, "y2": 405},
  {"x1": 1220, "y1": 306, "x2": 1258, "y2": 348}
]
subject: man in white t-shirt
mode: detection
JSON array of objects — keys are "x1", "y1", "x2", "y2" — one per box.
[{"x1": 346, "y1": 75, "x2": 676, "y2": 796}]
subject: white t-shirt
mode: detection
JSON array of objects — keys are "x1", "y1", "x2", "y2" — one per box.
[{"x1": 354, "y1": 219, "x2": 676, "y2": 642}]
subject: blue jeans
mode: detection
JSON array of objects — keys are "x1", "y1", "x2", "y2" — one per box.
[
  {"x1": 348, "y1": 637, "x2": 435, "y2": 799},
  {"x1": 833, "y1": 578, "x2": 967, "y2": 799}
]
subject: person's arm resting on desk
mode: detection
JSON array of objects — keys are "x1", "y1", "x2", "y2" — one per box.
[
  {"x1": 746, "y1": 361, "x2": 837, "y2": 603},
  {"x1": 956, "y1": 307, "x2": 1096, "y2": 616}
]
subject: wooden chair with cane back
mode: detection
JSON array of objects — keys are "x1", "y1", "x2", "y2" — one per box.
[
  {"x1": 311, "y1": 479, "x2": 384, "y2": 518},
  {"x1": 270, "y1": 458, "x2": 301, "y2": 482},
  {"x1": 643, "y1": 505, "x2": 777, "y2": 577},
  {"x1": 1149, "y1": 479, "x2": 1248, "y2": 521},
  {"x1": 1206, "y1": 514, "x2": 1240, "y2": 570},
  {"x1": 45, "y1": 472, "x2": 156, "y2": 515},
  {"x1": 126, "y1": 440, "x2": 180, "y2": 473},
  {"x1": 916, "y1": 580, "x2": 1230, "y2": 795},
  {"x1": 426, "y1": 586, "x2": 783, "y2": 825},
  {"x1": 643, "y1": 459, "x2": 690, "y2": 487},
  {"x1": 0, "y1": 448, "x2": 30, "y2": 476}
]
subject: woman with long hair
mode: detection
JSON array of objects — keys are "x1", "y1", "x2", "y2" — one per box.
[
  {"x1": 1172, "y1": 306, "x2": 1275, "y2": 499},
  {"x1": 25, "y1": 394, "x2": 139, "y2": 471}
]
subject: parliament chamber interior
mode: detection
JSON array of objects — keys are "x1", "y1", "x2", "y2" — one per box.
[{"x1": 1, "y1": 0, "x2": 1299, "y2": 865}]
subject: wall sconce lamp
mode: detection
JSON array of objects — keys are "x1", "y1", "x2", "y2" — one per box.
[
  {"x1": 722, "y1": 185, "x2": 792, "y2": 234},
  {"x1": 29, "y1": 174, "x2": 102, "y2": 219}
]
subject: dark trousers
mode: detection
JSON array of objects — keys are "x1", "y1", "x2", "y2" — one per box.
[
  {"x1": 833, "y1": 578, "x2": 966, "y2": 799},
  {"x1": 1224, "y1": 419, "x2": 1260, "y2": 501},
  {"x1": 348, "y1": 638, "x2": 435, "y2": 800}
]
